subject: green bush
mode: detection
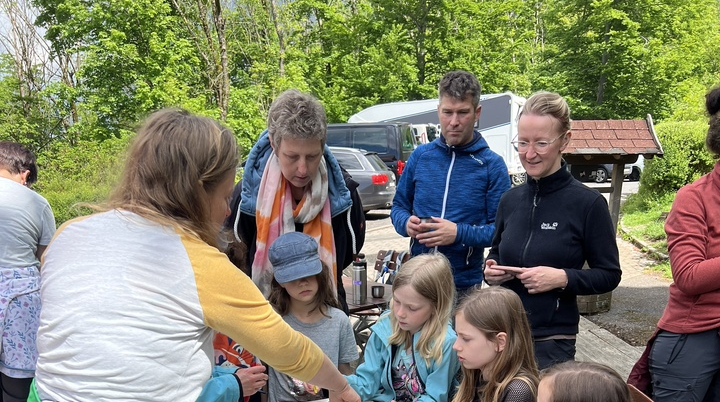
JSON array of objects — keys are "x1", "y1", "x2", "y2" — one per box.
[
  {"x1": 34, "y1": 136, "x2": 132, "y2": 225},
  {"x1": 637, "y1": 120, "x2": 715, "y2": 200}
]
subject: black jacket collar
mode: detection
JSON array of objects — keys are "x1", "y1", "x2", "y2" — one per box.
[{"x1": 527, "y1": 160, "x2": 574, "y2": 197}]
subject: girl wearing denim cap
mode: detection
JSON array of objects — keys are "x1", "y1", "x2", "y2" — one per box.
[
  {"x1": 266, "y1": 232, "x2": 358, "y2": 401},
  {"x1": 345, "y1": 253, "x2": 460, "y2": 402}
]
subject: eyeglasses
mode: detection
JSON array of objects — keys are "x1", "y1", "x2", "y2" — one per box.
[{"x1": 511, "y1": 134, "x2": 566, "y2": 154}]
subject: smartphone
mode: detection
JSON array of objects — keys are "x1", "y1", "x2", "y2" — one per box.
[{"x1": 418, "y1": 216, "x2": 433, "y2": 223}]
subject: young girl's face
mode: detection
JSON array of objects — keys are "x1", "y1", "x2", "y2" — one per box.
[
  {"x1": 452, "y1": 311, "x2": 503, "y2": 374},
  {"x1": 392, "y1": 284, "x2": 433, "y2": 334},
  {"x1": 537, "y1": 377, "x2": 553, "y2": 402},
  {"x1": 280, "y1": 275, "x2": 318, "y2": 305}
]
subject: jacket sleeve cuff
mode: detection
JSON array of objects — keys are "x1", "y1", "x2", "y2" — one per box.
[{"x1": 233, "y1": 369, "x2": 244, "y2": 402}]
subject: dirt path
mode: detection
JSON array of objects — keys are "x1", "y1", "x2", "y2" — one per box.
[{"x1": 584, "y1": 237, "x2": 671, "y2": 346}]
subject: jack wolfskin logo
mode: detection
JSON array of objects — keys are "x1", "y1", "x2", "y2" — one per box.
[
  {"x1": 469, "y1": 154, "x2": 484, "y2": 165},
  {"x1": 541, "y1": 222, "x2": 558, "y2": 230}
]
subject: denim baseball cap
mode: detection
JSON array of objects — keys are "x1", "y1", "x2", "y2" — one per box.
[{"x1": 269, "y1": 232, "x2": 322, "y2": 284}]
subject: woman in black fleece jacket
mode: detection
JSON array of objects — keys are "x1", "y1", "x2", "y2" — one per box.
[{"x1": 484, "y1": 91, "x2": 621, "y2": 370}]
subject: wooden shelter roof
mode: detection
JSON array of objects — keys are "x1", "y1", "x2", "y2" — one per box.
[{"x1": 564, "y1": 115, "x2": 663, "y2": 164}]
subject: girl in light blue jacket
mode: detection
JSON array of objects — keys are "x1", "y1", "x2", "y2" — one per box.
[{"x1": 346, "y1": 253, "x2": 460, "y2": 402}]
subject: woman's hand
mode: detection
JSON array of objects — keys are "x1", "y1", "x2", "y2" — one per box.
[
  {"x1": 483, "y1": 259, "x2": 516, "y2": 285},
  {"x1": 235, "y1": 365, "x2": 268, "y2": 396},
  {"x1": 504, "y1": 266, "x2": 568, "y2": 294}
]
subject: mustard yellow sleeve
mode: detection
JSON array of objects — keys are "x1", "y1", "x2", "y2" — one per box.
[{"x1": 181, "y1": 233, "x2": 325, "y2": 381}]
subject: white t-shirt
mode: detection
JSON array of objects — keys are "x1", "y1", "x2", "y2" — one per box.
[{"x1": 0, "y1": 177, "x2": 55, "y2": 267}]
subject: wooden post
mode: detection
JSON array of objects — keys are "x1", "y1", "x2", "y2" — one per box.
[{"x1": 608, "y1": 163, "x2": 624, "y2": 235}]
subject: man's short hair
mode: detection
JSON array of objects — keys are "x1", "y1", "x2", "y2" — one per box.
[
  {"x1": 0, "y1": 141, "x2": 37, "y2": 184},
  {"x1": 438, "y1": 71, "x2": 482, "y2": 108}
]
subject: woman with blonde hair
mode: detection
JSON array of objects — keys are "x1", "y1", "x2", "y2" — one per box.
[
  {"x1": 346, "y1": 253, "x2": 460, "y2": 402},
  {"x1": 29, "y1": 109, "x2": 359, "y2": 402},
  {"x1": 484, "y1": 91, "x2": 621, "y2": 369},
  {"x1": 453, "y1": 287, "x2": 538, "y2": 402}
]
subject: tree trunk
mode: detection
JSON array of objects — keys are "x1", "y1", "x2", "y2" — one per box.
[
  {"x1": 213, "y1": 0, "x2": 229, "y2": 120},
  {"x1": 268, "y1": 0, "x2": 285, "y2": 77},
  {"x1": 596, "y1": 22, "x2": 610, "y2": 105}
]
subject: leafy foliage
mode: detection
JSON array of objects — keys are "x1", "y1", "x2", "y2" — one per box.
[
  {"x1": 538, "y1": 0, "x2": 720, "y2": 120},
  {"x1": 0, "y1": 0, "x2": 716, "y2": 227},
  {"x1": 637, "y1": 121, "x2": 715, "y2": 199},
  {"x1": 34, "y1": 135, "x2": 131, "y2": 225}
]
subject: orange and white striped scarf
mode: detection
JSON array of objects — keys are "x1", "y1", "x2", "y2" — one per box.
[{"x1": 252, "y1": 153, "x2": 336, "y2": 297}]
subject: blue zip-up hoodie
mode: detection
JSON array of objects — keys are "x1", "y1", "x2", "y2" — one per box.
[
  {"x1": 391, "y1": 131, "x2": 510, "y2": 289},
  {"x1": 345, "y1": 314, "x2": 460, "y2": 402}
]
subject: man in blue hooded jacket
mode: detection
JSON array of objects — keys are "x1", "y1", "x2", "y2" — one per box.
[{"x1": 391, "y1": 70, "x2": 510, "y2": 296}]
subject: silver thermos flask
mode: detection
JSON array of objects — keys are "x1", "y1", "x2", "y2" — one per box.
[{"x1": 352, "y1": 253, "x2": 367, "y2": 303}]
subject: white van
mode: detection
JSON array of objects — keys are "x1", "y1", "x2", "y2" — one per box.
[
  {"x1": 348, "y1": 92, "x2": 527, "y2": 185},
  {"x1": 410, "y1": 123, "x2": 439, "y2": 145}
]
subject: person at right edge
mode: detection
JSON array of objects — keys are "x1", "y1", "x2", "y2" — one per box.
[
  {"x1": 483, "y1": 91, "x2": 621, "y2": 370},
  {"x1": 629, "y1": 86, "x2": 720, "y2": 402},
  {"x1": 390, "y1": 70, "x2": 511, "y2": 298}
]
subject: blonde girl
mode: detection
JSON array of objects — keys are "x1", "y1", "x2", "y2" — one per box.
[
  {"x1": 266, "y1": 232, "x2": 358, "y2": 401},
  {"x1": 453, "y1": 287, "x2": 538, "y2": 402},
  {"x1": 346, "y1": 253, "x2": 461, "y2": 402}
]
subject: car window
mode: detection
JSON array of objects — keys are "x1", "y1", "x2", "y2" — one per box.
[
  {"x1": 426, "y1": 125, "x2": 438, "y2": 142},
  {"x1": 350, "y1": 128, "x2": 389, "y2": 154},
  {"x1": 365, "y1": 153, "x2": 388, "y2": 171},
  {"x1": 333, "y1": 152, "x2": 364, "y2": 170},
  {"x1": 401, "y1": 125, "x2": 415, "y2": 153}
]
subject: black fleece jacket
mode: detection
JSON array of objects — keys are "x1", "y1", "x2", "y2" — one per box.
[{"x1": 487, "y1": 163, "x2": 621, "y2": 337}]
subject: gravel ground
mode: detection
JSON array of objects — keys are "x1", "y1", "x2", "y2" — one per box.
[{"x1": 583, "y1": 238, "x2": 670, "y2": 346}]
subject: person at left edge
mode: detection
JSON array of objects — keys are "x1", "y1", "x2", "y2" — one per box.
[{"x1": 225, "y1": 89, "x2": 365, "y2": 312}]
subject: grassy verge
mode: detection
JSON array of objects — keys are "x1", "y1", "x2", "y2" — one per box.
[{"x1": 619, "y1": 192, "x2": 674, "y2": 279}]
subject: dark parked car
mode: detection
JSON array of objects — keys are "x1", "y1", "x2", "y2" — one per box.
[
  {"x1": 330, "y1": 146, "x2": 397, "y2": 212},
  {"x1": 325, "y1": 122, "x2": 416, "y2": 179},
  {"x1": 570, "y1": 163, "x2": 617, "y2": 183}
]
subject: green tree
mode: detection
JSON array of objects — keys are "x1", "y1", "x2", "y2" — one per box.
[
  {"x1": 441, "y1": 0, "x2": 536, "y2": 95},
  {"x1": 33, "y1": 0, "x2": 200, "y2": 139},
  {"x1": 538, "y1": 0, "x2": 720, "y2": 120}
]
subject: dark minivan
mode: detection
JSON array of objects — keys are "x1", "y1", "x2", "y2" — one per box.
[{"x1": 325, "y1": 122, "x2": 416, "y2": 179}]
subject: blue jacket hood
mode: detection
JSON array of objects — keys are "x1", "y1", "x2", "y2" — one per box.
[{"x1": 240, "y1": 130, "x2": 352, "y2": 217}]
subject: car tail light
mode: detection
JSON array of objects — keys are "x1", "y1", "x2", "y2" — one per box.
[
  {"x1": 372, "y1": 174, "x2": 389, "y2": 185},
  {"x1": 397, "y1": 160, "x2": 405, "y2": 175}
]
